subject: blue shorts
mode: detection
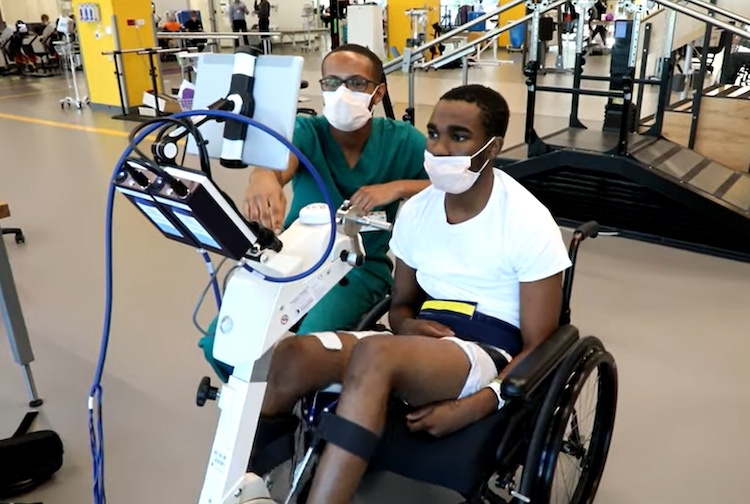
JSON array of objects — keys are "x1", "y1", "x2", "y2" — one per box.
[{"x1": 416, "y1": 302, "x2": 523, "y2": 358}]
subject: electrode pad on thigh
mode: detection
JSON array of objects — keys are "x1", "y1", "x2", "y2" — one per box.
[
  {"x1": 310, "y1": 330, "x2": 386, "y2": 350},
  {"x1": 310, "y1": 332, "x2": 344, "y2": 350}
]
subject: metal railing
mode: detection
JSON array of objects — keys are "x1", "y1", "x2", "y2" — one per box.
[
  {"x1": 682, "y1": 0, "x2": 750, "y2": 27},
  {"x1": 383, "y1": 0, "x2": 526, "y2": 75},
  {"x1": 654, "y1": 0, "x2": 750, "y2": 40},
  {"x1": 423, "y1": 0, "x2": 566, "y2": 71}
]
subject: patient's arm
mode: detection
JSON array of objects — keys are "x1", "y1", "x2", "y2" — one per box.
[
  {"x1": 469, "y1": 272, "x2": 564, "y2": 416},
  {"x1": 389, "y1": 259, "x2": 454, "y2": 337}
]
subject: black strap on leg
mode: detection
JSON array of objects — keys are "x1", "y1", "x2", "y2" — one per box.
[
  {"x1": 247, "y1": 415, "x2": 299, "y2": 475},
  {"x1": 313, "y1": 412, "x2": 379, "y2": 462}
]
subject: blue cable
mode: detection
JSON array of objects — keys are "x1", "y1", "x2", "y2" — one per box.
[
  {"x1": 90, "y1": 110, "x2": 337, "y2": 504},
  {"x1": 168, "y1": 110, "x2": 337, "y2": 284},
  {"x1": 199, "y1": 250, "x2": 222, "y2": 309}
]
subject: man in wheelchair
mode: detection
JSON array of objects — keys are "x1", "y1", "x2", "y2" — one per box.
[{"x1": 255, "y1": 85, "x2": 575, "y2": 503}]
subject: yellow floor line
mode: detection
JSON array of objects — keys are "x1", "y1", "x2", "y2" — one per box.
[{"x1": 0, "y1": 112, "x2": 132, "y2": 138}]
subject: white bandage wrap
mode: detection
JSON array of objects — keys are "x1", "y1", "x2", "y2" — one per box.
[
  {"x1": 310, "y1": 332, "x2": 343, "y2": 350},
  {"x1": 310, "y1": 330, "x2": 386, "y2": 350}
]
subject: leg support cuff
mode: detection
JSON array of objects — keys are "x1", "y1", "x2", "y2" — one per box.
[{"x1": 314, "y1": 412, "x2": 379, "y2": 462}]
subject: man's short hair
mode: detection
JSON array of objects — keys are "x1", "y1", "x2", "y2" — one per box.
[
  {"x1": 322, "y1": 43, "x2": 384, "y2": 83},
  {"x1": 439, "y1": 85, "x2": 510, "y2": 138}
]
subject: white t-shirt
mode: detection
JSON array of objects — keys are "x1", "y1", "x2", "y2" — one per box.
[
  {"x1": 389, "y1": 169, "x2": 572, "y2": 329},
  {"x1": 42, "y1": 22, "x2": 57, "y2": 40}
]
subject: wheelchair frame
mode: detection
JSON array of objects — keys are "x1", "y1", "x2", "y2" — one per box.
[{"x1": 256, "y1": 221, "x2": 618, "y2": 504}]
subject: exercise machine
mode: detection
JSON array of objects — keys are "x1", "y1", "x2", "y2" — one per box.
[{"x1": 91, "y1": 48, "x2": 389, "y2": 504}]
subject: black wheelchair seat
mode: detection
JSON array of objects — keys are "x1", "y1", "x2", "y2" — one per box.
[{"x1": 370, "y1": 404, "x2": 513, "y2": 496}]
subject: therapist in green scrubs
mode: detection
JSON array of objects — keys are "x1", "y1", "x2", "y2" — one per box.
[{"x1": 200, "y1": 44, "x2": 429, "y2": 380}]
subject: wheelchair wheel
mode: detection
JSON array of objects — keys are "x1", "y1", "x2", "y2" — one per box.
[{"x1": 519, "y1": 336, "x2": 617, "y2": 504}]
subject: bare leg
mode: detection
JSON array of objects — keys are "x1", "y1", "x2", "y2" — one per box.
[
  {"x1": 306, "y1": 335, "x2": 472, "y2": 504},
  {"x1": 261, "y1": 333, "x2": 360, "y2": 416}
]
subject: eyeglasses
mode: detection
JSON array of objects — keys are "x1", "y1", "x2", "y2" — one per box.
[{"x1": 319, "y1": 76, "x2": 380, "y2": 93}]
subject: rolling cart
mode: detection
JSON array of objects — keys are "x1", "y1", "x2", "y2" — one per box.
[{"x1": 56, "y1": 33, "x2": 89, "y2": 109}]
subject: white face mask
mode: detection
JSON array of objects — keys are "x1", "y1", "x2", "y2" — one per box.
[
  {"x1": 322, "y1": 85, "x2": 378, "y2": 132},
  {"x1": 423, "y1": 137, "x2": 496, "y2": 194}
]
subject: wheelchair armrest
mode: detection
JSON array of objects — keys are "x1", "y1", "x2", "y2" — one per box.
[
  {"x1": 575, "y1": 220, "x2": 599, "y2": 240},
  {"x1": 501, "y1": 324, "x2": 579, "y2": 400}
]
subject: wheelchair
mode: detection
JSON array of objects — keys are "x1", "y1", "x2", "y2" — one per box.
[{"x1": 250, "y1": 221, "x2": 618, "y2": 504}]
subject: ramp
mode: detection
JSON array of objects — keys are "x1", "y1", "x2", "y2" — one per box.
[{"x1": 497, "y1": 131, "x2": 750, "y2": 261}]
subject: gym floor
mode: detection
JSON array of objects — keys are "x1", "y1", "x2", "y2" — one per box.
[{"x1": 0, "y1": 47, "x2": 749, "y2": 504}]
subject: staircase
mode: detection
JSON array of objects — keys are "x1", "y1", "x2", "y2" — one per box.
[{"x1": 640, "y1": 84, "x2": 750, "y2": 172}]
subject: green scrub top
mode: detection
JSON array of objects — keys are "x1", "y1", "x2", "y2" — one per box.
[{"x1": 286, "y1": 115, "x2": 428, "y2": 332}]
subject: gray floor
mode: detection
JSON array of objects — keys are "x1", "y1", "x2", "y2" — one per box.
[{"x1": 1, "y1": 49, "x2": 750, "y2": 504}]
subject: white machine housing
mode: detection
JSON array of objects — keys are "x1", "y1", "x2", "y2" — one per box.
[{"x1": 199, "y1": 204, "x2": 387, "y2": 504}]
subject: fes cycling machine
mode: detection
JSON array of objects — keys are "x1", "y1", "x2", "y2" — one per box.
[
  {"x1": 115, "y1": 166, "x2": 390, "y2": 504},
  {"x1": 105, "y1": 48, "x2": 393, "y2": 504}
]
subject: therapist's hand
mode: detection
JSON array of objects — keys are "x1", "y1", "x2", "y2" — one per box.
[
  {"x1": 350, "y1": 182, "x2": 403, "y2": 214},
  {"x1": 243, "y1": 170, "x2": 286, "y2": 234}
]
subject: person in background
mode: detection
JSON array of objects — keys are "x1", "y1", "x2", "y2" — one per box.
[
  {"x1": 39, "y1": 14, "x2": 59, "y2": 57},
  {"x1": 8, "y1": 21, "x2": 34, "y2": 70},
  {"x1": 162, "y1": 12, "x2": 182, "y2": 32},
  {"x1": 183, "y1": 10, "x2": 206, "y2": 52},
  {"x1": 229, "y1": 0, "x2": 250, "y2": 47},
  {"x1": 40, "y1": 14, "x2": 56, "y2": 40},
  {"x1": 159, "y1": 12, "x2": 182, "y2": 54},
  {"x1": 321, "y1": 5, "x2": 331, "y2": 28},
  {"x1": 256, "y1": 0, "x2": 271, "y2": 36},
  {"x1": 588, "y1": 0, "x2": 608, "y2": 47}
]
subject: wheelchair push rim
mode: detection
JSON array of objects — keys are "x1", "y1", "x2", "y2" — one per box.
[{"x1": 521, "y1": 337, "x2": 618, "y2": 504}]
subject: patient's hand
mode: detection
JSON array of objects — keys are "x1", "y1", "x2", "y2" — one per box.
[
  {"x1": 350, "y1": 182, "x2": 402, "y2": 214},
  {"x1": 406, "y1": 388, "x2": 498, "y2": 437},
  {"x1": 405, "y1": 400, "x2": 475, "y2": 437},
  {"x1": 397, "y1": 318, "x2": 455, "y2": 338},
  {"x1": 244, "y1": 171, "x2": 287, "y2": 234}
]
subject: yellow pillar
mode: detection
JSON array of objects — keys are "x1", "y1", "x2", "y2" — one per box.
[
  {"x1": 387, "y1": 0, "x2": 441, "y2": 59},
  {"x1": 497, "y1": 2, "x2": 526, "y2": 47},
  {"x1": 73, "y1": 0, "x2": 159, "y2": 110}
]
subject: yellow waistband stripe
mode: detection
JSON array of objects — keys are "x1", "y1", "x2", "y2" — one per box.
[{"x1": 421, "y1": 300, "x2": 476, "y2": 317}]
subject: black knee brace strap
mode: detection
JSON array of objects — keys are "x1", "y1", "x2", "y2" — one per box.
[{"x1": 314, "y1": 412, "x2": 379, "y2": 462}]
